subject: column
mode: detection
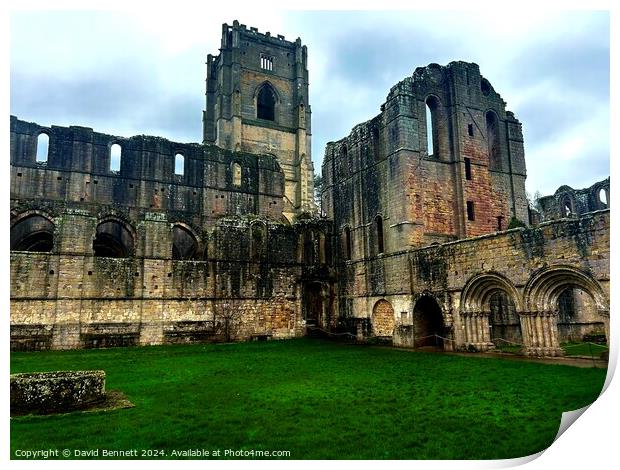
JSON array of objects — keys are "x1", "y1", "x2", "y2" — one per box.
[{"x1": 544, "y1": 311, "x2": 563, "y2": 356}]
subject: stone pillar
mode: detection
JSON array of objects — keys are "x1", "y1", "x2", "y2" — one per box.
[
  {"x1": 523, "y1": 311, "x2": 563, "y2": 357},
  {"x1": 521, "y1": 312, "x2": 538, "y2": 356},
  {"x1": 460, "y1": 312, "x2": 493, "y2": 352},
  {"x1": 480, "y1": 312, "x2": 494, "y2": 351}
]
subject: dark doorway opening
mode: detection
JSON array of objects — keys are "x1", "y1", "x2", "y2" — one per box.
[
  {"x1": 413, "y1": 296, "x2": 445, "y2": 349},
  {"x1": 303, "y1": 282, "x2": 323, "y2": 328}
]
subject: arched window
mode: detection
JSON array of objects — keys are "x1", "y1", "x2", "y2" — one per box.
[
  {"x1": 172, "y1": 224, "x2": 198, "y2": 260},
  {"x1": 341, "y1": 144, "x2": 348, "y2": 159},
  {"x1": 11, "y1": 215, "x2": 54, "y2": 252},
  {"x1": 342, "y1": 226, "x2": 352, "y2": 260},
  {"x1": 174, "y1": 153, "x2": 184, "y2": 176},
  {"x1": 36, "y1": 133, "x2": 49, "y2": 163},
  {"x1": 376, "y1": 215, "x2": 384, "y2": 254},
  {"x1": 486, "y1": 111, "x2": 502, "y2": 170},
  {"x1": 110, "y1": 144, "x2": 122, "y2": 172},
  {"x1": 598, "y1": 188, "x2": 608, "y2": 208},
  {"x1": 257, "y1": 84, "x2": 276, "y2": 121},
  {"x1": 93, "y1": 219, "x2": 133, "y2": 258},
  {"x1": 232, "y1": 162, "x2": 242, "y2": 187},
  {"x1": 562, "y1": 196, "x2": 574, "y2": 217},
  {"x1": 425, "y1": 97, "x2": 439, "y2": 157}
]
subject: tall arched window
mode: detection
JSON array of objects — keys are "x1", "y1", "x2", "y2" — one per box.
[
  {"x1": 110, "y1": 143, "x2": 122, "y2": 172},
  {"x1": 174, "y1": 153, "x2": 185, "y2": 176},
  {"x1": 562, "y1": 196, "x2": 574, "y2": 217},
  {"x1": 36, "y1": 133, "x2": 49, "y2": 163},
  {"x1": 342, "y1": 226, "x2": 352, "y2": 260},
  {"x1": 257, "y1": 84, "x2": 276, "y2": 121},
  {"x1": 232, "y1": 162, "x2": 242, "y2": 187},
  {"x1": 598, "y1": 188, "x2": 608, "y2": 208},
  {"x1": 376, "y1": 215, "x2": 384, "y2": 254},
  {"x1": 486, "y1": 111, "x2": 502, "y2": 170},
  {"x1": 425, "y1": 97, "x2": 439, "y2": 157}
]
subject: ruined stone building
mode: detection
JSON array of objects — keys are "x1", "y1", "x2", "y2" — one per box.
[
  {"x1": 10, "y1": 21, "x2": 610, "y2": 356},
  {"x1": 536, "y1": 178, "x2": 610, "y2": 221}
]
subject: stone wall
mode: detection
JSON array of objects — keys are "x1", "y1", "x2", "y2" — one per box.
[
  {"x1": 334, "y1": 210, "x2": 610, "y2": 355},
  {"x1": 537, "y1": 178, "x2": 610, "y2": 221},
  {"x1": 11, "y1": 116, "x2": 287, "y2": 222},
  {"x1": 322, "y1": 61, "x2": 528, "y2": 259},
  {"x1": 10, "y1": 116, "x2": 335, "y2": 351}
]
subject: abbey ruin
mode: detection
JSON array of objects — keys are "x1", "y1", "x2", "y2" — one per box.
[{"x1": 10, "y1": 21, "x2": 610, "y2": 357}]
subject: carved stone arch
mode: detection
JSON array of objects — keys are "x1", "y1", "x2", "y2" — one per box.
[
  {"x1": 255, "y1": 81, "x2": 279, "y2": 122},
  {"x1": 11, "y1": 208, "x2": 55, "y2": 227},
  {"x1": 171, "y1": 222, "x2": 201, "y2": 260},
  {"x1": 10, "y1": 211, "x2": 56, "y2": 252},
  {"x1": 371, "y1": 299, "x2": 395, "y2": 337},
  {"x1": 460, "y1": 272, "x2": 522, "y2": 346},
  {"x1": 93, "y1": 215, "x2": 136, "y2": 258},
  {"x1": 252, "y1": 80, "x2": 282, "y2": 103},
  {"x1": 524, "y1": 265, "x2": 608, "y2": 315},
  {"x1": 460, "y1": 272, "x2": 522, "y2": 313}
]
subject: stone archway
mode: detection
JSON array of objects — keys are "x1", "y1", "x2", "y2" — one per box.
[
  {"x1": 413, "y1": 295, "x2": 445, "y2": 349},
  {"x1": 371, "y1": 300, "x2": 395, "y2": 337},
  {"x1": 303, "y1": 282, "x2": 323, "y2": 328},
  {"x1": 524, "y1": 265, "x2": 609, "y2": 355},
  {"x1": 488, "y1": 290, "x2": 522, "y2": 344}
]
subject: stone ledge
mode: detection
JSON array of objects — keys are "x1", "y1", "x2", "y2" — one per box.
[{"x1": 10, "y1": 370, "x2": 106, "y2": 415}]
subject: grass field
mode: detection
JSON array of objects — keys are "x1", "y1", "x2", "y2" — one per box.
[
  {"x1": 561, "y1": 342, "x2": 609, "y2": 358},
  {"x1": 10, "y1": 338, "x2": 607, "y2": 460}
]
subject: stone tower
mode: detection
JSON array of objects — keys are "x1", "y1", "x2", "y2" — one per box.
[
  {"x1": 322, "y1": 61, "x2": 529, "y2": 255},
  {"x1": 203, "y1": 20, "x2": 315, "y2": 221}
]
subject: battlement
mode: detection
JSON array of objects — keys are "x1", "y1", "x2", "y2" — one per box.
[{"x1": 223, "y1": 19, "x2": 301, "y2": 47}]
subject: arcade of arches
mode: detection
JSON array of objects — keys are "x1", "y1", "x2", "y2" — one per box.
[{"x1": 366, "y1": 265, "x2": 608, "y2": 357}]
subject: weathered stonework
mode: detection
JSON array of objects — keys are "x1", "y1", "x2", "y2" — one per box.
[
  {"x1": 10, "y1": 21, "x2": 610, "y2": 357},
  {"x1": 10, "y1": 115, "x2": 335, "y2": 350},
  {"x1": 321, "y1": 62, "x2": 610, "y2": 356},
  {"x1": 203, "y1": 21, "x2": 315, "y2": 220},
  {"x1": 10, "y1": 370, "x2": 106, "y2": 415},
  {"x1": 537, "y1": 178, "x2": 610, "y2": 221}
]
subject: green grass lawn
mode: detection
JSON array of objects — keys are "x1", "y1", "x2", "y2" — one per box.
[
  {"x1": 11, "y1": 338, "x2": 607, "y2": 460},
  {"x1": 561, "y1": 342, "x2": 608, "y2": 358}
]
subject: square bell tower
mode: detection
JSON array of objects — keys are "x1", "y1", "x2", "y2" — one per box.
[{"x1": 203, "y1": 20, "x2": 315, "y2": 221}]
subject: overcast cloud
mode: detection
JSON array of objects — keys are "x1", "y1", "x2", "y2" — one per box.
[{"x1": 10, "y1": 10, "x2": 610, "y2": 196}]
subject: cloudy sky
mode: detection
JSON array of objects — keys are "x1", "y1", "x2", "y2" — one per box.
[{"x1": 10, "y1": 9, "x2": 610, "y2": 196}]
